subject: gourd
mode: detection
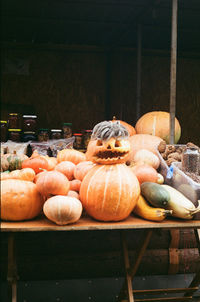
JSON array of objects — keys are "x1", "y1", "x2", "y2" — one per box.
[
  {"x1": 161, "y1": 184, "x2": 200, "y2": 219},
  {"x1": 43, "y1": 195, "x2": 82, "y2": 225},
  {"x1": 1, "y1": 179, "x2": 44, "y2": 221},
  {"x1": 80, "y1": 121, "x2": 140, "y2": 221},
  {"x1": 2, "y1": 153, "x2": 28, "y2": 171},
  {"x1": 35, "y1": 170, "x2": 70, "y2": 197},
  {"x1": 57, "y1": 149, "x2": 86, "y2": 165},
  {"x1": 133, "y1": 195, "x2": 172, "y2": 222},
  {"x1": 74, "y1": 161, "x2": 95, "y2": 181},
  {"x1": 1, "y1": 156, "x2": 9, "y2": 171},
  {"x1": 135, "y1": 111, "x2": 181, "y2": 144},
  {"x1": 55, "y1": 161, "x2": 76, "y2": 180},
  {"x1": 141, "y1": 182, "x2": 170, "y2": 208}
]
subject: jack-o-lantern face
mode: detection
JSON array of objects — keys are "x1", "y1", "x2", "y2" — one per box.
[{"x1": 88, "y1": 120, "x2": 130, "y2": 165}]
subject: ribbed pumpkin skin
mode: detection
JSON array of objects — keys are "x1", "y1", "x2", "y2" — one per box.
[
  {"x1": 80, "y1": 164, "x2": 140, "y2": 221},
  {"x1": 135, "y1": 111, "x2": 181, "y2": 144},
  {"x1": 57, "y1": 149, "x2": 86, "y2": 165},
  {"x1": 1, "y1": 179, "x2": 44, "y2": 221}
]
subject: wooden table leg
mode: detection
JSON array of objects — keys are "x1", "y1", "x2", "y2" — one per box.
[
  {"x1": 118, "y1": 230, "x2": 153, "y2": 302},
  {"x1": 7, "y1": 233, "x2": 18, "y2": 302},
  {"x1": 184, "y1": 229, "x2": 200, "y2": 297}
]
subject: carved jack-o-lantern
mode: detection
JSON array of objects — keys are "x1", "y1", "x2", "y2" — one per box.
[
  {"x1": 88, "y1": 121, "x2": 130, "y2": 165},
  {"x1": 80, "y1": 121, "x2": 140, "y2": 221}
]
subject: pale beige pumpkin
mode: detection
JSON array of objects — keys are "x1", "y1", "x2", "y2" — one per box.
[
  {"x1": 127, "y1": 134, "x2": 163, "y2": 165},
  {"x1": 67, "y1": 190, "x2": 80, "y2": 199},
  {"x1": 135, "y1": 111, "x2": 181, "y2": 144},
  {"x1": 43, "y1": 195, "x2": 82, "y2": 225},
  {"x1": 80, "y1": 164, "x2": 140, "y2": 221},
  {"x1": 1, "y1": 179, "x2": 44, "y2": 221}
]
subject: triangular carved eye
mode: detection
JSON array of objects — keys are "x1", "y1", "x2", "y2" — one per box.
[
  {"x1": 97, "y1": 140, "x2": 103, "y2": 146},
  {"x1": 115, "y1": 140, "x2": 121, "y2": 147}
]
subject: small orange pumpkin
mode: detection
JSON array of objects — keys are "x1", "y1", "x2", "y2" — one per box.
[
  {"x1": 74, "y1": 161, "x2": 95, "y2": 181},
  {"x1": 69, "y1": 179, "x2": 82, "y2": 192},
  {"x1": 1, "y1": 179, "x2": 44, "y2": 221},
  {"x1": 22, "y1": 156, "x2": 49, "y2": 174},
  {"x1": 57, "y1": 149, "x2": 86, "y2": 165},
  {"x1": 35, "y1": 170, "x2": 70, "y2": 197},
  {"x1": 55, "y1": 161, "x2": 76, "y2": 180}
]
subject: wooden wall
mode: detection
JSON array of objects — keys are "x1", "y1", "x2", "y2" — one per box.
[{"x1": 1, "y1": 46, "x2": 200, "y2": 145}]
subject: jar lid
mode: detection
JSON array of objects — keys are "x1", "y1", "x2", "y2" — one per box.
[
  {"x1": 39, "y1": 128, "x2": 49, "y2": 131},
  {"x1": 63, "y1": 123, "x2": 72, "y2": 126},
  {"x1": 74, "y1": 133, "x2": 82, "y2": 136},
  {"x1": 85, "y1": 130, "x2": 92, "y2": 133},
  {"x1": 8, "y1": 128, "x2": 22, "y2": 132},
  {"x1": 23, "y1": 115, "x2": 37, "y2": 118},
  {"x1": 23, "y1": 131, "x2": 36, "y2": 134},
  {"x1": 51, "y1": 129, "x2": 62, "y2": 132},
  {"x1": 9, "y1": 113, "x2": 18, "y2": 116},
  {"x1": 1, "y1": 120, "x2": 7, "y2": 123}
]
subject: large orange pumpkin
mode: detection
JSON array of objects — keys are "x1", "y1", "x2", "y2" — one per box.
[
  {"x1": 80, "y1": 164, "x2": 140, "y2": 221},
  {"x1": 135, "y1": 111, "x2": 181, "y2": 144},
  {"x1": 1, "y1": 179, "x2": 44, "y2": 221}
]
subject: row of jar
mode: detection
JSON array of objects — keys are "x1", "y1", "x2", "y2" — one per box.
[
  {"x1": 0, "y1": 126, "x2": 92, "y2": 150},
  {"x1": 2, "y1": 114, "x2": 74, "y2": 137}
]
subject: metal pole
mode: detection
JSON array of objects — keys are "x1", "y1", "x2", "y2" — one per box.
[
  {"x1": 136, "y1": 23, "x2": 142, "y2": 121},
  {"x1": 169, "y1": 0, "x2": 178, "y2": 144}
]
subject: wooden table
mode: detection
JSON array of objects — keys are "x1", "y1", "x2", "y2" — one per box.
[{"x1": 2, "y1": 214, "x2": 200, "y2": 302}]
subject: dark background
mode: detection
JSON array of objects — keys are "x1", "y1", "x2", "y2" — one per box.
[{"x1": 1, "y1": 1, "x2": 200, "y2": 301}]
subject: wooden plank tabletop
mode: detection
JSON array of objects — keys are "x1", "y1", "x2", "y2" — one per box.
[{"x1": 1, "y1": 214, "x2": 200, "y2": 232}]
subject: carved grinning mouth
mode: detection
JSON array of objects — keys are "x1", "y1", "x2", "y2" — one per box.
[{"x1": 95, "y1": 150, "x2": 128, "y2": 159}]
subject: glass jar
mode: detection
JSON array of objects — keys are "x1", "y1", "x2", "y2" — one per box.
[
  {"x1": 23, "y1": 131, "x2": 36, "y2": 142},
  {"x1": 83, "y1": 130, "x2": 92, "y2": 149},
  {"x1": 8, "y1": 113, "x2": 20, "y2": 129},
  {"x1": 8, "y1": 129, "x2": 22, "y2": 142},
  {"x1": 23, "y1": 115, "x2": 37, "y2": 132},
  {"x1": 1, "y1": 120, "x2": 8, "y2": 142},
  {"x1": 73, "y1": 133, "x2": 83, "y2": 149},
  {"x1": 50, "y1": 129, "x2": 62, "y2": 140},
  {"x1": 182, "y1": 147, "x2": 200, "y2": 175},
  {"x1": 62, "y1": 123, "x2": 72, "y2": 138},
  {"x1": 38, "y1": 129, "x2": 49, "y2": 142}
]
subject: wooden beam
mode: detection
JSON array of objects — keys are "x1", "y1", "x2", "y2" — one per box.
[{"x1": 169, "y1": 0, "x2": 178, "y2": 144}]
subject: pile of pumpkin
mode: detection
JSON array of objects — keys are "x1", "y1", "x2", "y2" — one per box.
[{"x1": 2, "y1": 111, "x2": 198, "y2": 225}]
